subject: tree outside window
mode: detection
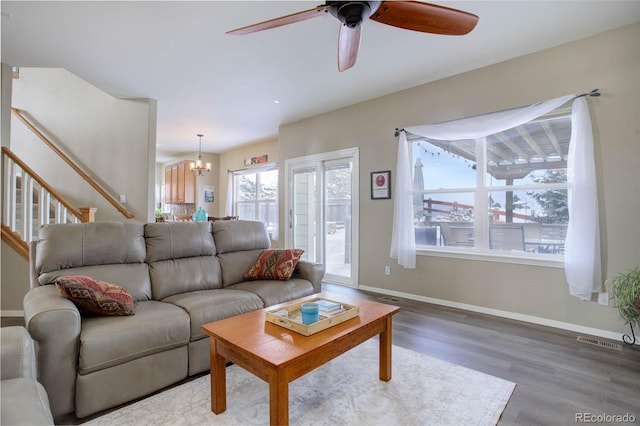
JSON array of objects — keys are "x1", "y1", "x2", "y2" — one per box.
[{"x1": 234, "y1": 169, "x2": 278, "y2": 234}]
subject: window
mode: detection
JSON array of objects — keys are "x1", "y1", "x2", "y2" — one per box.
[
  {"x1": 232, "y1": 168, "x2": 278, "y2": 235},
  {"x1": 392, "y1": 93, "x2": 600, "y2": 299},
  {"x1": 412, "y1": 109, "x2": 570, "y2": 257}
]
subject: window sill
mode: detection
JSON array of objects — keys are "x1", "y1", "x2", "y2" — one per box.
[{"x1": 416, "y1": 247, "x2": 564, "y2": 268}]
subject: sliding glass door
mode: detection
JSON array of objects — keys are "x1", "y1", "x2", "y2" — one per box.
[
  {"x1": 285, "y1": 148, "x2": 359, "y2": 287},
  {"x1": 291, "y1": 165, "x2": 318, "y2": 262}
]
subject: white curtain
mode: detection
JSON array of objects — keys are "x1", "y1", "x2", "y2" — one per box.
[
  {"x1": 565, "y1": 97, "x2": 601, "y2": 300},
  {"x1": 226, "y1": 162, "x2": 279, "y2": 240},
  {"x1": 390, "y1": 131, "x2": 416, "y2": 268},
  {"x1": 390, "y1": 94, "x2": 601, "y2": 299}
]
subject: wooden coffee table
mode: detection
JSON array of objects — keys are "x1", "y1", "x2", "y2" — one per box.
[{"x1": 201, "y1": 291, "x2": 399, "y2": 425}]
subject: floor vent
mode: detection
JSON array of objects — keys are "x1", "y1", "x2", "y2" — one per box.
[
  {"x1": 379, "y1": 296, "x2": 401, "y2": 303},
  {"x1": 576, "y1": 336, "x2": 622, "y2": 351}
]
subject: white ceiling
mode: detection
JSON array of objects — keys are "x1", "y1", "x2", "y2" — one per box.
[{"x1": 3, "y1": 1, "x2": 639, "y2": 162}]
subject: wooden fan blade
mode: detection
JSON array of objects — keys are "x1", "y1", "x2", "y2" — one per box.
[
  {"x1": 370, "y1": 1, "x2": 478, "y2": 35},
  {"x1": 227, "y1": 5, "x2": 330, "y2": 35},
  {"x1": 338, "y1": 24, "x2": 361, "y2": 72}
]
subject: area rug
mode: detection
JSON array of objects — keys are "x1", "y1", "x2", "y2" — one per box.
[{"x1": 85, "y1": 339, "x2": 515, "y2": 425}]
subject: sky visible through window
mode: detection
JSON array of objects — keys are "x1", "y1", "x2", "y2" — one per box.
[{"x1": 412, "y1": 139, "x2": 568, "y2": 224}]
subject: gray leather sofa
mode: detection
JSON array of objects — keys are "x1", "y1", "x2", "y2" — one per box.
[
  {"x1": 24, "y1": 220, "x2": 323, "y2": 419},
  {"x1": 0, "y1": 326, "x2": 55, "y2": 425}
]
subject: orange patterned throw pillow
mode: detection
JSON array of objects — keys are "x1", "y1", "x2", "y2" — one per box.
[
  {"x1": 55, "y1": 275, "x2": 135, "y2": 316},
  {"x1": 243, "y1": 249, "x2": 305, "y2": 281}
]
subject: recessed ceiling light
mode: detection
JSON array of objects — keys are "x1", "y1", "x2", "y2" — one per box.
[{"x1": 273, "y1": 100, "x2": 281, "y2": 104}]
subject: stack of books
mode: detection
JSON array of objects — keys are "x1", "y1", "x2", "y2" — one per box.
[{"x1": 316, "y1": 299, "x2": 345, "y2": 316}]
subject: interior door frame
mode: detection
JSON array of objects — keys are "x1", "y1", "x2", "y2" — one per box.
[{"x1": 284, "y1": 147, "x2": 359, "y2": 288}]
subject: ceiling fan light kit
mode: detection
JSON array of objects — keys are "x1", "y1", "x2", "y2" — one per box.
[{"x1": 227, "y1": 1, "x2": 479, "y2": 72}]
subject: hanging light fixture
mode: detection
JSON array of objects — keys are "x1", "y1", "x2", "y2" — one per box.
[{"x1": 190, "y1": 133, "x2": 211, "y2": 176}]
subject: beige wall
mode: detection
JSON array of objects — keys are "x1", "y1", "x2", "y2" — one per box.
[
  {"x1": 1, "y1": 240, "x2": 29, "y2": 313},
  {"x1": 10, "y1": 68, "x2": 157, "y2": 222},
  {"x1": 278, "y1": 23, "x2": 640, "y2": 337},
  {"x1": 1, "y1": 63, "x2": 21, "y2": 313},
  {"x1": 1, "y1": 64, "x2": 12, "y2": 148},
  {"x1": 1, "y1": 67, "x2": 157, "y2": 311}
]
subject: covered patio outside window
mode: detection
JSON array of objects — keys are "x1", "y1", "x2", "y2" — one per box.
[{"x1": 412, "y1": 107, "x2": 571, "y2": 254}]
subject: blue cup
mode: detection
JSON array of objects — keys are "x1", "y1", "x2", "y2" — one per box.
[{"x1": 301, "y1": 302, "x2": 319, "y2": 325}]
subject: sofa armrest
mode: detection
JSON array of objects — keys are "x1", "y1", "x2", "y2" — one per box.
[
  {"x1": 0, "y1": 326, "x2": 37, "y2": 380},
  {"x1": 292, "y1": 260, "x2": 324, "y2": 293},
  {"x1": 24, "y1": 285, "x2": 81, "y2": 418}
]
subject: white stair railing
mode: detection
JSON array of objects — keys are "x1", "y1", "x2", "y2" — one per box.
[{"x1": 1, "y1": 148, "x2": 95, "y2": 259}]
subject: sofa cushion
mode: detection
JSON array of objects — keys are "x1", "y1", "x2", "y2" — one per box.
[
  {"x1": 78, "y1": 301, "x2": 189, "y2": 375},
  {"x1": 55, "y1": 276, "x2": 135, "y2": 316},
  {"x1": 230, "y1": 278, "x2": 316, "y2": 307},
  {"x1": 38, "y1": 264, "x2": 152, "y2": 302},
  {"x1": 34, "y1": 222, "x2": 152, "y2": 302},
  {"x1": 217, "y1": 250, "x2": 266, "y2": 287},
  {"x1": 35, "y1": 222, "x2": 146, "y2": 273},
  {"x1": 148, "y1": 257, "x2": 223, "y2": 300},
  {"x1": 145, "y1": 222, "x2": 222, "y2": 300},
  {"x1": 212, "y1": 220, "x2": 270, "y2": 254},
  {"x1": 144, "y1": 222, "x2": 215, "y2": 262},
  {"x1": 162, "y1": 289, "x2": 264, "y2": 340}
]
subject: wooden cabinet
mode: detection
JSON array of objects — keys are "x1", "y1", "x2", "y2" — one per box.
[
  {"x1": 164, "y1": 160, "x2": 196, "y2": 204},
  {"x1": 164, "y1": 166, "x2": 172, "y2": 203}
]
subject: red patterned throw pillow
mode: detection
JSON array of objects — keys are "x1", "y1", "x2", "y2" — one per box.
[
  {"x1": 243, "y1": 249, "x2": 305, "y2": 281},
  {"x1": 55, "y1": 275, "x2": 135, "y2": 316}
]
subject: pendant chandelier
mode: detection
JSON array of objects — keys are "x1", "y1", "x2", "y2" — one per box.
[{"x1": 190, "y1": 134, "x2": 211, "y2": 176}]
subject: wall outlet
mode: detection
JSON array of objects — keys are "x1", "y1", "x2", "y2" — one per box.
[
  {"x1": 598, "y1": 292, "x2": 609, "y2": 306},
  {"x1": 119, "y1": 194, "x2": 127, "y2": 204},
  {"x1": 384, "y1": 266, "x2": 391, "y2": 276}
]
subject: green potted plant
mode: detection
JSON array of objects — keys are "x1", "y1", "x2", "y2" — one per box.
[
  {"x1": 606, "y1": 267, "x2": 640, "y2": 327},
  {"x1": 155, "y1": 208, "x2": 164, "y2": 222}
]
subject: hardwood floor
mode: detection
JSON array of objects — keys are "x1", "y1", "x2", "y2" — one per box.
[
  {"x1": 3, "y1": 284, "x2": 638, "y2": 425},
  {"x1": 323, "y1": 283, "x2": 640, "y2": 426}
]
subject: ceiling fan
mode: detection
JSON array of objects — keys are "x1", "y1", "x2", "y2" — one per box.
[{"x1": 226, "y1": 1, "x2": 479, "y2": 72}]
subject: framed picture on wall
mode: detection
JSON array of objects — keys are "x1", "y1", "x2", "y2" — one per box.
[
  {"x1": 371, "y1": 170, "x2": 391, "y2": 199},
  {"x1": 204, "y1": 185, "x2": 215, "y2": 203}
]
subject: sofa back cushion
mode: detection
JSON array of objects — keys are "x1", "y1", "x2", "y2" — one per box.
[
  {"x1": 212, "y1": 220, "x2": 271, "y2": 253},
  {"x1": 144, "y1": 222, "x2": 222, "y2": 300},
  {"x1": 212, "y1": 220, "x2": 271, "y2": 286},
  {"x1": 33, "y1": 222, "x2": 151, "y2": 302},
  {"x1": 145, "y1": 222, "x2": 215, "y2": 261}
]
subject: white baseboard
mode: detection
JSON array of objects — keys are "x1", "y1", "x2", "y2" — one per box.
[
  {"x1": 358, "y1": 285, "x2": 633, "y2": 345},
  {"x1": 1, "y1": 310, "x2": 24, "y2": 318}
]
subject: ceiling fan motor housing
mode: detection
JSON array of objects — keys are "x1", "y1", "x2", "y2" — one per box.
[{"x1": 328, "y1": 1, "x2": 381, "y2": 28}]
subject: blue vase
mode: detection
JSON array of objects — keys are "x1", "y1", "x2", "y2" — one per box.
[{"x1": 192, "y1": 207, "x2": 208, "y2": 221}]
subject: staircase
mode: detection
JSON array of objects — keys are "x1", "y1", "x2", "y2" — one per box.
[
  {"x1": 1, "y1": 108, "x2": 133, "y2": 260},
  {"x1": 2, "y1": 146, "x2": 97, "y2": 259}
]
